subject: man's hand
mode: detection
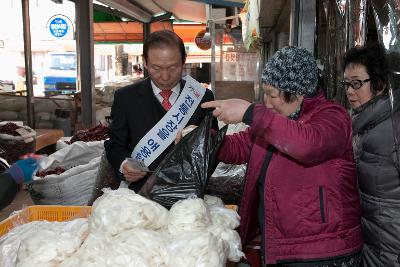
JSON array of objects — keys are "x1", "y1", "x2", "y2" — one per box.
[
  {"x1": 201, "y1": 99, "x2": 251, "y2": 124},
  {"x1": 121, "y1": 161, "x2": 147, "y2": 182},
  {"x1": 175, "y1": 130, "x2": 183, "y2": 145},
  {"x1": 174, "y1": 125, "x2": 197, "y2": 145}
]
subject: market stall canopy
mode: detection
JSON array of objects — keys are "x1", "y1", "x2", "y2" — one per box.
[
  {"x1": 96, "y1": 0, "x2": 155, "y2": 23},
  {"x1": 91, "y1": 0, "x2": 246, "y2": 43},
  {"x1": 94, "y1": 21, "x2": 171, "y2": 42},
  {"x1": 191, "y1": 0, "x2": 244, "y2": 7},
  {"x1": 93, "y1": 22, "x2": 206, "y2": 43},
  {"x1": 259, "y1": 0, "x2": 290, "y2": 38},
  {"x1": 95, "y1": 0, "x2": 244, "y2": 23}
]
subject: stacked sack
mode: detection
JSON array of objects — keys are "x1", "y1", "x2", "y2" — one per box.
[
  {"x1": 0, "y1": 95, "x2": 74, "y2": 129},
  {"x1": 51, "y1": 124, "x2": 117, "y2": 206},
  {"x1": 28, "y1": 141, "x2": 105, "y2": 205},
  {"x1": 0, "y1": 122, "x2": 36, "y2": 164},
  {"x1": 94, "y1": 76, "x2": 142, "y2": 125}
]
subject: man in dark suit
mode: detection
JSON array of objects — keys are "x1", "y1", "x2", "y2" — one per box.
[{"x1": 104, "y1": 30, "x2": 218, "y2": 192}]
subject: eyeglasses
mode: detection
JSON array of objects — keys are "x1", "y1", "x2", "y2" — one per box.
[{"x1": 341, "y1": 79, "x2": 371, "y2": 90}]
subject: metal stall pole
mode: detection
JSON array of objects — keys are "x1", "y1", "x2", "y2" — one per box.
[
  {"x1": 75, "y1": 0, "x2": 95, "y2": 128},
  {"x1": 143, "y1": 22, "x2": 151, "y2": 78},
  {"x1": 208, "y1": 4, "x2": 216, "y2": 94},
  {"x1": 289, "y1": 0, "x2": 316, "y2": 54},
  {"x1": 289, "y1": 0, "x2": 300, "y2": 47},
  {"x1": 21, "y1": 0, "x2": 35, "y2": 128}
]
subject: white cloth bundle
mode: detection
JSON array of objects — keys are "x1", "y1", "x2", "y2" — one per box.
[
  {"x1": 204, "y1": 194, "x2": 225, "y2": 208},
  {"x1": 0, "y1": 219, "x2": 87, "y2": 267},
  {"x1": 165, "y1": 231, "x2": 227, "y2": 267},
  {"x1": 208, "y1": 224, "x2": 244, "y2": 262},
  {"x1": 89, "y1": 188, "x2": 169, "y2": 237},
  {"x1": 208, "y1": 206, "x2": 241, "y2": 230},
  {"x1": 167, "y1": 198, "x2": 211, "y2": 235},
  {"x1": 110, "y1": 228, "x2": 168, "y2": 267},
  {"x1": 59, "y1": 233, "x2": 109, "y2": 267}
]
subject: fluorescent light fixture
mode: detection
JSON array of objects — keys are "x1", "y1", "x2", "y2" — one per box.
[{"x1": 97, "y1": 0, "x2": 152, "y2": 22}]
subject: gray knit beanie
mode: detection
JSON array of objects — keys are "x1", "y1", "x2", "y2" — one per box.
[{"x1": 261, "y1": 46, "x2": 318, "y2": 96}]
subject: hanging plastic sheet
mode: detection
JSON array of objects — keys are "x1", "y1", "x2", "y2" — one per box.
[
  {"x1": 371, "y1": 0, "x2": 400, "y2": 171},
  {"x1": 348, "y1": 0, "x2": 367, "y2": 47},
  {"x1": 317, "y1": 0, "x2": 348, "y2": 105},
  {"x1": 316, "y1": 0, "x2": 367, "y2": 105},
  {"x1": 240, "y1": 0, "x2": 261, "y2": 51},
  {"x1": 335, "y1": 0, "x2": 368, "y2": 47},
  {"x1": 337, "y1": 0, "x2": 347, "y2": 17}
]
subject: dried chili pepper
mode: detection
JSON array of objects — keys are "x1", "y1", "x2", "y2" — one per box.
[
  {"x1": 0, "y1": 123, "x2": 35, "y2": 164},
  {"x1": 36, "y1": 167, "x2": 66, "y2": 177},
  {"x1": 0, "y1": 122, "x2": 20, "y2": 136},
  {"x1": 70, "y1": 124, "x2": 109, "y2": 143}
]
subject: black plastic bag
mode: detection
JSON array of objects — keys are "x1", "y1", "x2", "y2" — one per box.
[
  {"x1": 206, "y1": 123, "x2": 248, "y2": 205},
  {"x1": 206, "y1": 162, "x2": 246, "y2": 205},
  {"x1": 139, "y1": 113, "x2": 227, "y2": 209}
]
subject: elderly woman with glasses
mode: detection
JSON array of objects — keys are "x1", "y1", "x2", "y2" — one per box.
[{"x1": 343, "y1": 46, "x2": 400, "y2": 267}]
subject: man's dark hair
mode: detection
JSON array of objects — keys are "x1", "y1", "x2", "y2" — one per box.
[
  {"x1": 143, "y1": 30, "x2": 186, "y2": 64},
  {"x1": 343, "y1": 46, "x2": 389, "y2": 95}
]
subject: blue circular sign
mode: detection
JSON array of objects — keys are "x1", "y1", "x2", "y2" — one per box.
[{"x1": 49, "y1": 17, "x2": 69, "y2": 38}]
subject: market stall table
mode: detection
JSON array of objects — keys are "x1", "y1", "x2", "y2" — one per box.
[{"x1": 34, "y1": 129, "x2": 64, "y2": 152}]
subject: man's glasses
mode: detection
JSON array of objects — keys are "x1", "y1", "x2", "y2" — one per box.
[{"x1": 341, "y1": 79, "x2": 371, "y2": 90}]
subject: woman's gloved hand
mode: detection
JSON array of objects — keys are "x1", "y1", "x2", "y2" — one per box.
[{"x1": 6, "y1": 158, "x2": 38, "y2": 184}]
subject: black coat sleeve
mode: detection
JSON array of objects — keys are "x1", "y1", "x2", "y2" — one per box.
[
  {"x1": 0, "y1": 172, "x2": 18, "y2": 211},
  {"x1": 104, "y1": 89, "x2": 131, "y2": 178}
]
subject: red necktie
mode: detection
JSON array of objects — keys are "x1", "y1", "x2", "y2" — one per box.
[{"x1": 160, "y1": 90, "x2": 173, "y2": 110}]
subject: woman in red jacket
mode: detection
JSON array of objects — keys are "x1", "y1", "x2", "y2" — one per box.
[{"x1": 202, "y1": 46, "x2": 363, "y2": 266}]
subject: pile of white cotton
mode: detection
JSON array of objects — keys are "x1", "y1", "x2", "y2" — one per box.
[
  {"x1": 167, "y1": 196, "x2": 244, "y2": 263},
  {"x1": 204, "y1": 194, "x2": 225, "y2": 208},
  {"x1": 61, "y1": 229, "x2": 168, "y2": 267},
  {"x1": 165, "y1": 231, "x2": 226, "y2": 267},
  {"x1": 167, "y1": 198, "x2": 210, "y2": 235},
  {"x1": 59, "y1": 233, "x2": 110, "y2": 267},
  {"x1": 89, "y1": 188, "x2": 169, "y2": 237},
  {"x1": 0, "y1": 219, "x2": 87, "y2": 267},
  {"x1": 0, "y1": 189, "x2": 244, "y2": 267}
]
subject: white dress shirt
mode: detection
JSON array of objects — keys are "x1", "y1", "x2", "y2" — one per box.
[{"x1": 151, "y1": 80, "x2": 181, "y2": 106}]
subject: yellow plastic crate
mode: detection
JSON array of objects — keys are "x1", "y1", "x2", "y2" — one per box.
[
  {"x1": 0, "y1": 204, "x2": 237, "y2": 238},
  {"x1": 0, "y1": 205, "x2": 91, "y2": 237},
  {"x1": 224, "y1": 205, "x2": 238, "y2": 212}
]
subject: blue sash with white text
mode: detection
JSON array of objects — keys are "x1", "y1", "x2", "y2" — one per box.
[{"x1": 130, "y1": 75, "x2": 206, "y2": 167}]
